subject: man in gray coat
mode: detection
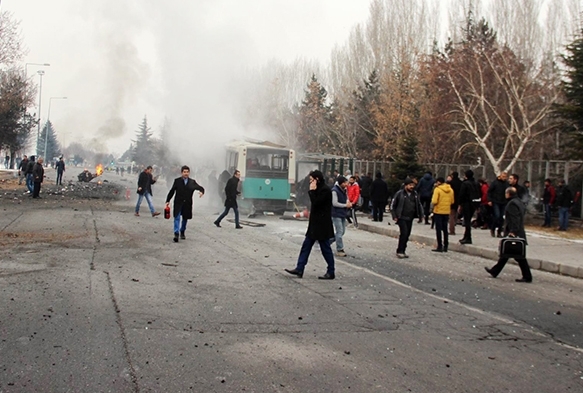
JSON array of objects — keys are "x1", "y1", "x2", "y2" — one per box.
[{"x1": 485, "y1": 187, "x2": 532, "y2": 283}]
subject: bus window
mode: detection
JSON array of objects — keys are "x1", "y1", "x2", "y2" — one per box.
[{"x1": 228, "y1": 152, "x2": 238, "y2": 173}]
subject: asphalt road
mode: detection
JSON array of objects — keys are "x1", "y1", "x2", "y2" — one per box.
[{"x1": 1, "y1": 178, "x2": 582, "y2": 392}]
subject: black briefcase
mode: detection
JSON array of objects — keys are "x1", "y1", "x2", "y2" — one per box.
[{"x1": 498, "y1": 237, "x2": 526, "y2": 259}]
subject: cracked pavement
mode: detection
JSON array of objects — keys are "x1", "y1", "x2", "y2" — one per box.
[{"x1": 1, "y1": 177, "x2": 583, "y2": 392}]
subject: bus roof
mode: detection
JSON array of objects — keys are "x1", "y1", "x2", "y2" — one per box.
[{"x1": 226, "y1": 139, "x2": 292, "y2": 151}]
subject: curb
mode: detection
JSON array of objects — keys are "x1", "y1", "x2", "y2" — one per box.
[{"x1": 358, "y1": 222, "x2": 583, "y2": 280}]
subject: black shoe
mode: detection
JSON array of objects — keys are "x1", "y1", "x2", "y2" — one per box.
[
  {"x1": 173, "y1": 233, "x2": 179, "y2": 243},
  {"x1": 235, "y1": 225, "x2": 243, "y2": 229},
  {"x1": 213, "y1": 221, "x2": 221, "y2": 228},
  {"x1": 484, "y1": 267, "x2": 497, "y2": 278},
  {"x1": 431, "y1": 248, "x2": 443, "y2": 252},
  {"x1": 318, "y1": 273, "x2": 335, "y2": 280},
  {"x1": 497, "y1": 231, "x2": 503, "y2": 238},
  {"x1": 443, "y1": 247, "x2": 448, "y2": 252},
  {"x1": 515, "y1": 278, "x2": 532, "y2": 283},
  {"x1": 459, "y1": 238, "x2": 472, "y2": 245},
  {"x1": 180, "y1": 231, "x2": 186, "y2": 240},
  {"x1": 490, "y1": 230, "x2": 495, "y2": 237},
  {"x1": 284, "y1": 268, "x2": 303, "y2": 278}
]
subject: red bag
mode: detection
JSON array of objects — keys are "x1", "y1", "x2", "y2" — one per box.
[{"x1": 164, "y1": 205, "x2": 171, "y2": 219}]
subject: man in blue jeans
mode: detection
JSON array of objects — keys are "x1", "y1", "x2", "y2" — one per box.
[
  {"x1": 555, "y1": 179, "x2": 573, "y2": 231},
  {"x1": 165, "y1": 165, "x2": 205, "y2": 243},
  {"x1": 135, "y1": 166, "x2": 161, "y2": 217},
  {"x1": 329, "y1": 176, "x2": 352, "y2": 257}
]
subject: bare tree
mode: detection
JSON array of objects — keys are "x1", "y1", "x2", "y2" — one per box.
[{"x1": 0, "y1": 11, "x2": 26, "y2": 66}]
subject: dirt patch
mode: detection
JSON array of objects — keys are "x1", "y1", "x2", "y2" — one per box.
[
  {"x1": 0, "y1": 231, "x2": 87, "y2": 247},
  {"x1": 0, "y1": 178, "x2": 123, "y2": 203},
  {"x1": 526, "y1": 224, "x2": 583, "y2": 240}
]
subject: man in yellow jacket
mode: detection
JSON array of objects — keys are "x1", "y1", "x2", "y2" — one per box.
[{"x1": 431, "y1": 177, "x2": 455, "y2": 252}]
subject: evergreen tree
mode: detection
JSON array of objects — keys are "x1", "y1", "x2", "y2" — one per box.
[
  {"x1": 391, "y1": 135, "x2": 425, "y2": 181},
  {"x1": 132, "y1": 116, "x2": 154, "y2": 166},
  {"x1": 297, "y1": 74, "x2": 333, "y2": 153},
  {"x1": 350, "y1": 70, "x2": 381, "y2": 156},
  {"x1": 555, "y1": 28, "x2": 583, "y2": 159},
  {"x1": 37, "y1": 120, "x2": 61, "y2": 161}
]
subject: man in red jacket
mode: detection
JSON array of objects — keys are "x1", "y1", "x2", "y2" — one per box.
[{"x1": 347, "y1": 175, "x2": 361, "y2": 225}]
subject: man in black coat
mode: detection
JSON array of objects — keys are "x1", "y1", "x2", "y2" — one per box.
[
  {"x1": 32, "y1": 157, "x2": 45, "y2": 199},
  {"x1": 487, "y1": 171, "x2": 509, "y2": 238},
  {"x1": 165, "y1": 165, "x2": 205, "y2": 243},
  {"x1": 448, "y1": 171, "x2": 463, "y2": 235},
  {"x1": 135, "y1": 166, "x2": 160, "y2": 217},
  {"x1": 459, "y1": 169, "x2": 480, "y2": 244},
  {"x1": 485, "y1": 187, "x2": 532, "y2": 283},
  {"x1": 25, "y1": 155, "x2": 36, "y2": 194},
  {"x1": 555, "y1": 180, "x2": 574, "y2": 231},
  {"x1": 359, "y1": 172, "x2": 373, "y2": 213},
  {"x1": 214, "y1": 170, "x2": 242, "y2": 229},
  {"x1": 285, "y1": 170, "x2": 336, "y2": 280},
  {"x1": 416, "y1": 171, "x2": 435, "y2": 224},
  {"x1": 369, "y1": 172, "x2": 390, "y2": 222},
  {"x1": 55, "y1": 157, "x2": 66, "y2": 185}
]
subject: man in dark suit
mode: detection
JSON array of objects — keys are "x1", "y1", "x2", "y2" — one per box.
[
  {"x1": 135, "y1": 166, "x2": 160, "y2": 217},
  {"x1": 485, "y1": 187, "x2": 532, "y2": 283},
  {"x1": 165, "y1": 165, "x2": 205, "y2": 243},
  {"x1": 213, "y1": 170, "x2": 242, "y2": 228},
  {"x1": 32, "y1": 157, "x2": 45, "y2": 199},
  {"x1": 284, "y1": 170, "x2": 336, "y2": 280}
]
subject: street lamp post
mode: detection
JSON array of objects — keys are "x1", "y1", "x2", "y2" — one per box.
[
  {"x1": 23, "y1": 64, "x2": 50, "y2": 143},
  {"x1": 44, "y1": 97, "x2": 68, "y2": 163},
  {"x1": 35, "y1": 70, "x2": 45, "y2": 157}
]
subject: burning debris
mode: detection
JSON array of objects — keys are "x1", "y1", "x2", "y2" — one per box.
[{"x1": 77, "y1": 165, "x2": 104, "y2": 183}]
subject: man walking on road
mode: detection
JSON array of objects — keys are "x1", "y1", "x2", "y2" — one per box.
[
  {"x1": 55, "y1": 156, "x2": 66, "y2": 185},
  {"x1": 391, "y1": 178, "x2": 423, "y2": 258},
  {"x1": 485, "y1": 187, "x2": 532, "y2": 283},
  {"x1": 32, "y1": 157, "x2": 44, "y2": 199},
  {"x1": 330, "y1": 176, "x2": 351, "y2": 257},
  {"x1": 25, "y1": 155, "x2": 35, "y2": 194},
  {"x1": 135, "y1": 166, "x2": 161, "y2": 217},
  {"x1": 165, "y1": 165, "x2": 205, "y2": 243},
  {"x1": 213, "y1": 170, "x2": 243, "y2": 229},
  {"x1": 284, "y1": 170, "x2": 336, "y2": 280}
]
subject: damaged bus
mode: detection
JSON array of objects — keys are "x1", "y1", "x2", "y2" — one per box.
[{"x1": 224, "y1": 140, "x2": 296, "y2": 214}]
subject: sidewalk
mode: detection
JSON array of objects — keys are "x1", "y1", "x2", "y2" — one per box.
[{"x1": 357, "y1": 214, "x2": 583, "y2": 279}]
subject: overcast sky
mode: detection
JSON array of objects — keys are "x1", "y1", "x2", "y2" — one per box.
[{"x1": 3, "y1": 0, "x2": 372, "y2": 159}]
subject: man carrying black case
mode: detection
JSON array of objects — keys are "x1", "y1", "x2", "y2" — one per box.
[{"x1": 485, "y1": 187, "x2": 532, "y2": 283}]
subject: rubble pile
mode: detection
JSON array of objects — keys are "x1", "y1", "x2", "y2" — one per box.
[{"x1": 0, "y1": 179, "x2": 123, "y2": 202}]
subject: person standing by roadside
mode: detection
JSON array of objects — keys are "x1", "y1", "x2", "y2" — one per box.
[
  {"x1": 370, "y1": 172, "x2": 389, "y2": 222},
  {"x1": 416, "y1": 171, "x2": 435, "y2": 225},
  {"x1": 508, "y1": 174, "x2": 526, "y2": 201},
  {"x1": 448, "y1": 172, "x2": 462, "y2": 235},
  {"x1": 347, "y1": 175, "x2": 360, "y2": 225},
  {"x1": 284, "y1": 170, "x2": 336, "y2": 280},
  {"x1": 165, "y1": 165, "x2": 205, "y2": 243},
  {"x1": 55, "y1": 156, "x2": 66, "y2": 186},
  {"x1": 32, "y1": 157, "x2": 45, "y2": 199},
  {"x1": 359, "y1": 172, "x2": 373, "y2": 214},
  {"x1": 213, "y1": 170, "x2": 243, "y2": 229},
  {"x1": 485, "y1": 187, "x2": 532, "y2": 283},
  {"x1": 135, "y1": 166, "x2": 161, "y2": 217},
  {"x1": 391, "y1": 178, "x2": 423, "y2": 258},
  {"x1": 487, "y1": 171, "x2": 509, "y2": 238},
  {"x1": 18, "y1": 155, "x2": 28, "y2": 185},
  {"x1": 459, "y1": 170, "x2": 481, "y2": 245},
  {"x1": 330, "y1": 176, "x2": 352, "y2": 257},
  {"x1": 25, "y1": 155, "x2": 36, "y2": 194},
  {"x1": 541, "y1": 178, "x2": 555, "y2": 228},
  {"x1": 555, "y1": 179, "x2": 574, "y2": 231},
  {"x1": 431, "y1": 177, "x2": 454, "y2": 252}
]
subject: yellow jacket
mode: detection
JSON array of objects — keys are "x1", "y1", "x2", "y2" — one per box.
[{"x1": 432, "y1": 183, "x2": 454, "y2": 215}]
